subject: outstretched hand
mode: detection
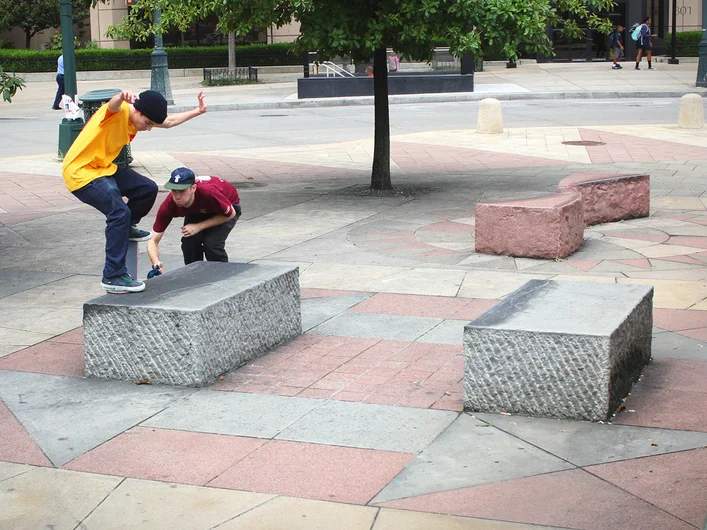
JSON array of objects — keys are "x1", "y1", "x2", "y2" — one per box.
[
  {"x1": 197, "y1": 91, "x2": 207, "y2": 114},
  {"x1": 121, "y1": 90, "x2": 138, "y2": 104}
]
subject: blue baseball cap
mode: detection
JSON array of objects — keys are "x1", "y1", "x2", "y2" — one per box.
[{"x1": 165, "y1": 167, "x2": 196, "y2": 190}]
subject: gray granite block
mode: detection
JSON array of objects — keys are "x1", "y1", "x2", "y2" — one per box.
[
  {"x1": 463, "y1": 280, "x2": 653, "y2": 421},
  {"x1": 84, "y1": 262, "x2": 301, "y2": 387}
]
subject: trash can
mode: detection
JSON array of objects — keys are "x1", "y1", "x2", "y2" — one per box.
[
  {"x1": 57, "y1": 117, "x2": 85, "y2": 160},
  {"x1": 79, "y1": 88, "x2": 133, "y2": 166}
]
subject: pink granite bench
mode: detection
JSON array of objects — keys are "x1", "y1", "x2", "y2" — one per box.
[
  {"x1": 557, "y1": 173, "x2": 649, "y2": 226},
  {"x1": 475, "y1": 193, "x2": 584, "y2": 259}
]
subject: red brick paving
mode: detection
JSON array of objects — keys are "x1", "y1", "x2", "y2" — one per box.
[{"x1": 0, "y1": 401, "x2": 52, "y2": 467}]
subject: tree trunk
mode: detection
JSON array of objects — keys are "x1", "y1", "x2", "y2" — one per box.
[
  {"x1": 228, "y1": 31, "x2": 236, "y2": 72},
  {"x1": 370, "y1": 46, "x2": 392, "y2": 190},
  {"x1": 25, "y1": 30, "x2": 31, "y2": 49}
]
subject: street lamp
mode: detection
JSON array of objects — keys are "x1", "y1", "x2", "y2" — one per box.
[
  {"x1": 150, "y1": 8, "x2": 174, "y2": 104},
  {"x1": 669, "y1": 0, "x2": 679, "y2": 64},
  {"x1": 57, "y1": 0, "x2": 82, "y2": 159},
  {"x1": 697, "y1": 0, "x2": 707, "y2": 86}
]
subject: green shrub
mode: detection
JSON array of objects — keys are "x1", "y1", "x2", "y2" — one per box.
[
  {"x1": 664, "y1": 31, "x2": 701, "y2": 57},
  {"x1": 0, "y1": 42, "x2": 299, "y2": 72}
]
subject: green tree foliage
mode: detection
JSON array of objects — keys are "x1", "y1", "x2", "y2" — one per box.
[
  {"x1": 104, "y1": 0, "x2": 614, "y2": 190},
  {"x1": 0, "y1": 66, "x2": 25, "y2": 102},
  {"x1": 0, "y1": 0, "x2": 92, "y2": 49}
]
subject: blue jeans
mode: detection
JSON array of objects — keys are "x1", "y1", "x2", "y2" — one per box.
[
  {"x1": 72, "y1": 167, "x2": 158, "y2": 278},
  {"x1": 52, "y1": 73, "x2": 64, "y2": 109}
]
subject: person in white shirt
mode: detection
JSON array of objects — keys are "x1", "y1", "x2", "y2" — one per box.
[{"x1": 52, "y1": 54, "x2": 64, "y2": 110}]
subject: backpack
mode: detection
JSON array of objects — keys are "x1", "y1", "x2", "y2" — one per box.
[
  {"x1": 608, "y1": 33, "x2": 618, "y2": 47},
  {"x1": 630, "y1": 23, "x2": 642, "y2": 41}
]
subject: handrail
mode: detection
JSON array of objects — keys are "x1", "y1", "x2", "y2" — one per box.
[{"x1": 311, "y1": 61, "x2": 354, "y2": 77}]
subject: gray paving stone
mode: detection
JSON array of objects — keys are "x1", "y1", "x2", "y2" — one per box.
[
  {"x1": 142, "y1": 390, "x2": 323, "y2": 439},
  {"x1": 476, "y1": 413, "x2": 707, "y2": 466},
  {"x1": 371, "y1": 413, "x2": 573, "y2": 503},
  {"x1": 301, "y1": 293, "x2": 373, "y2": 332},
  {"x1": 311, "y1": 312, "x2": 442, "y2": 341},
  {"x1": 652, "y1": 331, "x2": 707, "y2": 361},
  {"x1": 277, "y1": 400, "x2": 458, "y2": 453},
  {"x1": 0, "y1": 370, "x2": 194, "y2": 465},
  {"x1": 0, "y1": 269, "x2": 70, "y2": 298},
  {"x1": 416, "y1": 319, "x2": 467, "y2": 345}
]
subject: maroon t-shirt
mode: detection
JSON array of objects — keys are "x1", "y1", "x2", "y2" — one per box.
[{"x1": 153, "y1": 176, "x2": 240, "y2": 233}]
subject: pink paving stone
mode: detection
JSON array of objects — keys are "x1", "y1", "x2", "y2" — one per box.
[
  {"x1": 613, "y1": 360, "x2": 707, "y2": 432},
  {"x1": 587, "y1": 449, "x2": 707, "y2": 528},
  {"x1": 565, "y1": 259, "x2": 602, "y2": 272},
  {"x1": 363, "y1": 393, "x2": 402, "y2": 405},
  {"x1": 0, "y1": 341, "x2": 84, "y2": 377},
  {"x1": 208, "y1": 440, "x2": 414, "y2": 504},
  {"x1": 557, "y1": 172, "x2": 650, "y2": 226},
  {"x1": 614, "y1": 258, "x2": 653, "y2": 269},
  {"x1": 655, "y1": 255, "x2": 707, "y2": 266},
  {"x1": 300, "y1": 288, "x2": 369, "y2": 299},
  {"x1": 63, "y1": 427, "x2": 266, "y2": 485},
  {"x1": 665, "y1": 236, "x2": 707, "y2": 249},
  {"x1": 331, "y1": 390, "x2": 372, "y2": 402},
  {"x1": 653, "y1": 309, "x2": 707, "y2": 331},
  {"x1": 376, "y1": 468, "x2": 694, "y2": 530},
  {"x1": 680, "y1": 328, "x2": 707, "y2": 342},
  {"x1": 295, "y1": 388, "x2": 334, "y2": 399},
  {"x1": 475, "y1": 193, "x2": 584, "y2": 259},
  {"x1": 349, "y1": 293, "x2": 471, "y2": 319},
  {"x1": 417, "y1": 221, "x2": 474, "y2": 233},
  {"x1": 0, "y1": 401, "x2": 52, "y2": 467},
  {"x1": 449, "y1": 299, "x2": 499, "y2": 321},
  {"x1": 267, "y1": 385, "x2": 303, "y2": 397}
]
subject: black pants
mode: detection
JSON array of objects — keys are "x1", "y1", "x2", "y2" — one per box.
[
  {"x1": 181, "y1": 206, "x2": 240, "y2": 264},
  {"x1": 52, "y1": 73, "x2": 64, "y2": 109}
]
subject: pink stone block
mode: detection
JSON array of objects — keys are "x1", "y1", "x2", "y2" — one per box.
[
  {"x1": 557, "y1": 173, "x2": 650, "y2": 226},
  {"x1": 474, "y1": 193, "x2": 584, "y2": 259}
]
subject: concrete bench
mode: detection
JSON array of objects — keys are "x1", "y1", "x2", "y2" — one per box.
[
  {"x1": 474, "y1": 193, "x2": 584, "y2": 259},
  {"x1": 463, "y1": 280, "x2": 653, "y2": 421},
  {"x1": 557, "y1": 172, "x2": 650, "y2": 226},
  {"x1": 83, "y1": 262, "x2": 301, "y2": 387}
]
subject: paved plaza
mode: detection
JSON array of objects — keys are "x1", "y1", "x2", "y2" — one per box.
[{"x1": 1, "y1": 62, "x2": 707, "y2": 529}]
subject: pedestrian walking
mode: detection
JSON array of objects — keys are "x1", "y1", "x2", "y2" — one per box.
[
  {"x1": 51, "y1": 54, "x2": 64, "y2": 110},
  {"x1": 635, "y1": 17, "x2": 657, "y2": 70},
  {"x1": 61, "y1": 89, "x2": 208, "y2": 294},
  {"x1": 147, "y1": 167, "x2": 241, "y2": 275},
  {"x1": 610, "y1": 25, "x2": 624, "y2": 69}
]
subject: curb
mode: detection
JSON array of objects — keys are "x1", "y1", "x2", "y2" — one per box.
[{"x1": 168, "y1": 89, "x2": 707, "y2": 113}]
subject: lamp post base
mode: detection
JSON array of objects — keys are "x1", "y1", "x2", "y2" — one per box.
[{"x1": 668, "y1": 58, "x2": 680, "y2": 64}]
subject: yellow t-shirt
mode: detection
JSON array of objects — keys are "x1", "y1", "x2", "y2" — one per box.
[{"x1": 61, "y1": 102, "x2": 138, "y2": 192}]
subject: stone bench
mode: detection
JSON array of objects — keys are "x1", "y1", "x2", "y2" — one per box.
[
  {"x1": 474, "y1": 193, "x2": 584, "y2": 259},
  {"x1": 83, "y1": 262, "x2": 301, "y2": 387},
  {"x1": 557, "y1": 172, "x2": 650, "y2": 226},
  {"x1": 463, "y1": 280, "x2": 653, "y2": 421}
]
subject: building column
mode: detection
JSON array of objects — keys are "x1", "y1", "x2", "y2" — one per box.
[{"x1": 90, "y1": 1, "x2": 130, "y2": 49}]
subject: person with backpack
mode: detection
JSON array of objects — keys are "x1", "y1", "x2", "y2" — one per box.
[
  {"x1": 632, "y1": 17, "x2": 657, "y2": 70},
  {"x1": 609, "y1": 25, "x2": 624, "y2": 69}
]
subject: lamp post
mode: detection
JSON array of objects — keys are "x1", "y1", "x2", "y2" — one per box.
[
  {"x1": 669, "y1": 0, "x2": 679, "y2": 64},
  {"x1": 57, "y1": 0, "x2": 81, "y2": 159},
  {"x1": 697, "y1": 0, "x2": 707, "y2": 86},
  {"x1": 150, "y1": 8, "x2": 174, "y2": 104}
]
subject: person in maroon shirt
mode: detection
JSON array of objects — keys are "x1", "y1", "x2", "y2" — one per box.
[{"x1": 147, "y1": 167, "x2": 241, "y2": 273}]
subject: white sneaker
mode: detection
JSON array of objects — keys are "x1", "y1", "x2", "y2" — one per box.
[{"x1": 648, "y1": 66, "x2": 657, "y2": 70}]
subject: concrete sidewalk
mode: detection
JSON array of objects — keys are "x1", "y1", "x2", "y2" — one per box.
[
  {"x1": 1, "y1": 61, "x2": 707, "y2": 530},
  {"x1": 4, "y1": 60, "x2": 706, "y2": 118}
]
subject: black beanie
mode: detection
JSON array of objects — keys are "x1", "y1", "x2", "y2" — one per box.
[{"x1": 133, "y1": 90, "x2": 168, "y2": 124}]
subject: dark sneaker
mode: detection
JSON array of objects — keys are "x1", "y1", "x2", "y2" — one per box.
[
  {"x1": 616, "y1": 64, "x2": 623, "y2": 68},
  {"x1": 635, "y1": 66, "x2": 641, "y2": 70},
  {"x1": 101, "y1": 273, "x2": 145, "y2": 294},
  {"x1": 129, "y1": 226, "x2": 151, "y2": 242},
  {"x1": 648, "y1": 66, "x2": 657, "y2": 70},
  {"x1": 612, "y1": 65, "x2": 620, "y2": 69}
]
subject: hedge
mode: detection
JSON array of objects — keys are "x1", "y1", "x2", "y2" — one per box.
[
  {"x1": 0, "y1": 42, "x2": 300, "y2": 73},
  {"x1": 664, "y1": 31, "x2": 700, "y2": 57}
]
